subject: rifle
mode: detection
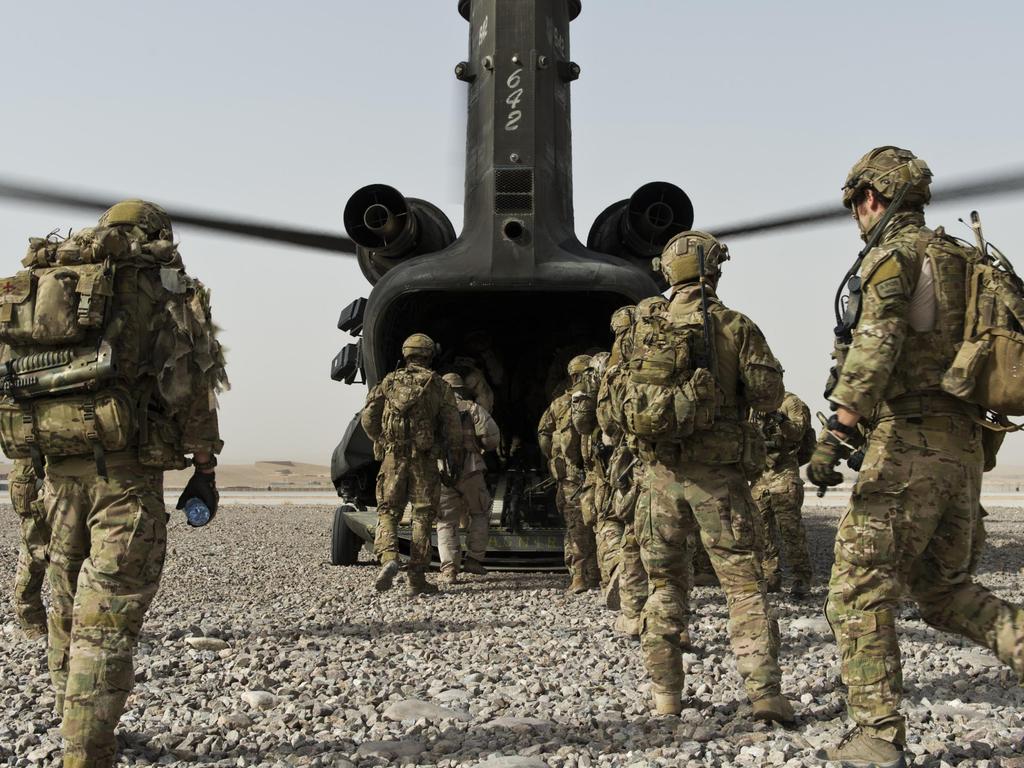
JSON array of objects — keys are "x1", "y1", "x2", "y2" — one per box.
[
  {"x1": 832, "y1": 181, "x2": 913, "y2": 344},
  {"x1": 697, "y1": 244, "x2": 717, "y2": 374}
]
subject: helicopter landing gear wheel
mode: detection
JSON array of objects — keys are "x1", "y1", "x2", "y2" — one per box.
[{"x1": 331, "y1": 505, "x2": 361, "y2": 566}]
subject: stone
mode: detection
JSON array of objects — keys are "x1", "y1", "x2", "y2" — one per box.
[
  {"x1": 185, "y1": 636, "x2": 229, "y2": 651},
  {"x1": 240, "y1": 690, "x2": 278, "y2": 710},
  {"x1": 382, "y1": 698, "x2": 470, "y2": 723},
  {"x1": 355, "y1": 739, "x2": 427, "y2": 759},
  {"x1": 475, "y1": 758, "x2": 549, "y2": 768}
]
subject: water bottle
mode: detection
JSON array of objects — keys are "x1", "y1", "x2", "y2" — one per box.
[{"x1": 184, "y1": 497, "x2": 211, "y2": 527}]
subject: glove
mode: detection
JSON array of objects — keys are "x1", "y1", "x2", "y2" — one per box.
[
  {"x1": 176, "y1": 470, "x2": 219, "y2": 524},
  {"x1": 806, "y1": 431, "x2": 850, "y2": 489},
  {"x1": 847, "y1": 449, "x2": 865, "y2": 472}
]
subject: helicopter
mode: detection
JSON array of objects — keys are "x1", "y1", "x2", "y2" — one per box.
[{"x1": 2, "y1": 0, "x2": 1023, "y2": 570}]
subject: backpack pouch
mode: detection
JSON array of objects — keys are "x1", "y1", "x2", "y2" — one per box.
[{"x1": 0, "y1": 391, "x2": 133, "y2": 459}]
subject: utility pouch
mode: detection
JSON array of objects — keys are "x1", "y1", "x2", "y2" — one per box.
[
  {"x1": 943, "y1": 329, "x2": 1024, "y2": 415},
  {"x1": 0, "y1": 263, "x2": 113, "y2": 346},
  {"x1": 0, "y1": 390, "x2": 133, "y2": 460},
  {"x1": 136, "y1": 410, "x2": 188, "y2": 470}
]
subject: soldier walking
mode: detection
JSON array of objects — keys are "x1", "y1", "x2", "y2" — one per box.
[
  {"x1": 436, "y1": 372, "x2": 500, "y2": 583},
  {"x1": 8, "y1": 458, "x2": 48, "y2": 639},
  {"x1": 361, "y1": 333, "x2": 464, "y2": 596},
  {"x1": 810, "y1": 147, "x2": 1024, "y2": 767},
  {"x1": 750, "y1": 391, "x2": 814, "y2": 596},
  {"x1": 626, "y1": 231, "x2": 793, "y2": 722},
  {"x1": 0, "y1": 201, "x2": 227, "y2": 768}
]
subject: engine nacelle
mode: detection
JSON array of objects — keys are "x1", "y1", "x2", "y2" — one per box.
[
  {"x1": 343, "y1": 184, "x2": 456, "y2": 284},
  {"x1": 587, "y1": 181, "x2": 694, "y2": 286}
]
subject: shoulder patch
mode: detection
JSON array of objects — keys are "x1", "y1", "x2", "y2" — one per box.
[
  {"x1": 862, "y1": 249, "x2": 902, "y2": 286},
  {"x1": 873, "y1": 276, "x2": 905, "y2": 300}
]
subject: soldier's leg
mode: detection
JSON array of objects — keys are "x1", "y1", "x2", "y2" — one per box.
[
  {"x1": 772, "y1": 478, "x2": 813, "y2": 588},
  {"x1": 636, "y1": 462, "x2": 691, "y2": 712},
  {"x1": 407, "y1": 456, "x2": 441, "y2": 579},
  {"x1": 461, "y1": 471, "x2": 491, "y2": 566},
  {"x1": 617, "y1": 519, "x2": 649, "y2": 636},
  {"x1": 45, "y1": 474, "x2": 91, "y2": 716},
  {"x1": 11, "y1": 463, "x2": 48, "y2": 636},
  {"x1": 373, "y1": 454, "x2": 409, "y2": 565},
  {"x1": 62, "y1": 464, "x2": 167, "y2": 768},
  {"x1": 690, "y1": 535, "x2": 718, "y2": 587},
  {"x1": 750, "y1": 479, "x2": 779, "y2": 589},
  {"x1": 685, "y1": 462, "x2": 783, "y2": 705},
  {"x1": 578, "y1": 483, "x2": 601, "y2": 588},
  {"x1": 596, "y1": 515, "x2": 624, "y2": 590},
  {"x1": 436, "y1": 484, "x2": 464, "y2": 577},
  {"x1": 561, "y1": 480, "x2": 593, "y2": 591}
]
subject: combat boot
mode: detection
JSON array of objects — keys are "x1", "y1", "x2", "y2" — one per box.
[
  {"x1": 438, "y1": 565, "x2": 458, "y2": 586},
  {"x1": 751, "y1": 694, "x2": 795, "y2": 725},
  {"x1": 568, "y1": 573, "x2": 588, "y2": 594},
  {"x1": 652, "y1": 691, "x2": 682, "y2": 715},
  {"x1": 462, "y1": 558, "x2": 488, "y2": 575},
  {"x1": 814, "y1": 729, "x2": 906, "y2": 767},
  {"x1": 20, "y1": 621, "x2": 47, "y2": 641},
  {"x1": 407, "y1": 571, "x2": 439, "y2": 596},
  {"x1": 614, "y1": 614, "x2": 640, "y2": 638},
  {"x1": 604, "y1": 571, "x2": 621, "y2": 611},
  {"x1": 374, "y1": 560, "x2": 400, "y2": 592}
]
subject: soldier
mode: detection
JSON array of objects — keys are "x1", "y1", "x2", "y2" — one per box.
[
  {"x1": 538, "y1": 355, "x2": 600, "y2": 592},
  {"x1": 750, "y1": 391, "x2": 814, "y2": 596},
  {"x1": 810, "y1": 147, "x2": 1024, "y2": 767},
  {"x1": 0, "y1": 200, "x2": 227, "y2": 768},
  {"x1": 9, "y1": 458, "x2": 49, "y2": 639},
  {"x1": 630, "y1": 231, "x2": 793, "y2": 722},
  {"x1": 361, "y1": 333, "x2": 464, "y2": 596},
  {"x1": 572, "y1": 352, "x2": 619, "y2": 595},
  {"x1": 436, "y1": 373, "x2": 500, "y2": 583}
]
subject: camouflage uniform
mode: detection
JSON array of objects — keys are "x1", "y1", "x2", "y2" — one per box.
[
  {"x1": 633, "y1": 232, "x2": 789, "y2": 717},
  {"x1": 436, "y1": 383, "x2": 500, "y2": 576},
  {"x1": 750, "y1": 392, "x2": 813, "y2": 591},
  {"x1": 10, "y1": 458, "x2": 49, "y2": 637},
  {"x1": 538, "y1": 373, "x2": 599, "y2": 591},
  {"x1": 13, "y1": 201, "x2": 227, "y2": 768},
  {"x1": 820, "y1": 185, "x2": 1024, "y2": 747},
  {"x1": 362, "y1": 362, "x2": 463, "y2": 587}
]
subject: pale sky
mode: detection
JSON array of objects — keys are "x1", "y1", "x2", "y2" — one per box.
[{"x1": 1, "y1": 1, "x2": 1022, "y2": 465}]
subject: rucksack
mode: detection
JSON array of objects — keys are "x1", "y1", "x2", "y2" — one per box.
[
  {"x1": 381, "y1": 366, "x2": 437, "y2": 453},
  {"x1": 940, "y1": 231, "x2": 1024, "y2": 420},
  {"x1": 621, "y1": 307, "x2": 719, "y2": 441},
  {"x1": 0, "y1": 227, "x2": 223, "y2": 471}
]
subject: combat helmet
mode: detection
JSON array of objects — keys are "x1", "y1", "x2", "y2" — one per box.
[
  {"x1": 567, "y1": 354, "x2": 592, "y2": 378},
  {"x1": 842, "y1": 146, "x2": 932, "y2": 209},
  {"x1": 656, "y1": 231, "x2": 729, "y2": 287},
  {"x1": 588, "y1": 351, "x2": 611, "y2": 377},
  {"x1": 401, "y1": 333, "x2": 435, "y2": 362},
  {"x1": 99, "y1": 199, "x2": 173, "y2": 240},
  {"x1": 610, "y1": 305, "x2": 636, "y2": 337}
]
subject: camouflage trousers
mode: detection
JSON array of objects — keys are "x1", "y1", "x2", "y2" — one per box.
[
  {"x1": 556, "y1": 478, "x2": 599, "y2": 586},
  {"x1": 587, "y1": 471, "x2": 621, "y2": 587},
  {"x1": 437, "y1": 470, "x2": 490, "y2": 570},
  {"x1": 10, "y1": 459, "x2": 49, "y2": 636},
  {"x1": 826, "y1": 413, "x2": 1024, "y2": 746},
  {"x1": 638, "y1": 459, "x2": 780, "y2": 701},
  {"x1": 751, "y1": 462, "x2": 812, "y2": 585},
  {"x1": 375, "y1": 452, "x2": 441, "y2": 573},
  {"x1": 45, "y1": 456, "x2": 167, "y2": 768},
  {"x1": 611, "y1": 483, "x2": 648, "y2": 632}
]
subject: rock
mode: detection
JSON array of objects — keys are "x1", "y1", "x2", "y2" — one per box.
[
  {"x1": 217, "y1": 712, "x2": 253, "y2": 729},
  {"x1": 240, "y1": 690, "x2": 278, "y2": 710},
  {"x1": 789, "y1": 617, "x2": 832, "y2": 634},
  {"x1": 355, "y1": 739, "x2": 426, "y2": 759},
  {"x1": 476, "y1": 758, "x2": 549, "y2": 768},
  {"x1": 382, "y1": 698, "x2": 470, "y2": 722},
  {"x1": 185, "y1": 636, "x2": 229, "y2": 651},
  {"x1": 26, "y1": 745, "x2": 56, "y2": 763},
  {"x1": 481, "y1": 716, "x2": 554, "y2": 731}
]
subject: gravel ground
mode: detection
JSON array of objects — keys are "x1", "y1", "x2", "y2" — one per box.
[{"x1": 3, "y1": 503, "x2": 1024, "y2": 767}]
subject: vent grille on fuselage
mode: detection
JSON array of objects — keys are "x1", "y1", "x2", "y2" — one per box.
[{"x1": 494, "y1": 167, "x2": 534, "y2": 214}]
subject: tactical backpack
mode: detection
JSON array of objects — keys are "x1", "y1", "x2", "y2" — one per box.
[
  {"x1": 940, "y1": 233, "x2": 1024, "y2": 420},
  {"x1": 620, "y1": 307, "x2": 719, "y2": 441},
  {"x1": 380, "y1": 367, "x2": 438, "y2": 454},
  {"x1": 0, "y1": 227, "x2": 223, "y2": 472}
]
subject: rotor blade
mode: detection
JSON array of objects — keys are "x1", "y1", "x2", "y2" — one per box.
[
  {"x1": 711, "y1": 168, "x2": 1024, "y2": 240},
  {"x1": 0, "y1": 178, "x2": 357, "y2": 255}
]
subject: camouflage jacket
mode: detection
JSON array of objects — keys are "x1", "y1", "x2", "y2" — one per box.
[
  {"x1": 361, "y1": 363, "x2": 463, "y2": 464},
  {"x1": 830, "y1": 212, "x2": 965, "y2": 418},
  {"x1": 753, "y1": 391, "x2": 810, "y2": 471},
  {"x1": 667, "y1": 284, "x2": 784, "y2": 461},
  {"x1": 537, "y1": 390, "x2": 583, "y2": 481},
  {"x1": 454, "y1": 394, "x2": 500, "y2": 475}
]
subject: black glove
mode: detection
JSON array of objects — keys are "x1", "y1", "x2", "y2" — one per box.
[
  {"x1": 806, "y1": 432, "x2": 850, "y2": 489},
  {"x1": 176, "y1": 470, "x2": 219, "y2": 525},
  {"x1": 847, "y1": 449, "x2": 865, "y2": 472}
]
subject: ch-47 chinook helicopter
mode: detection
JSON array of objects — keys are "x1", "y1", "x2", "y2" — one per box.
[{"x1": 2, "y1": 1, "x2": 1023, "y2": 569}]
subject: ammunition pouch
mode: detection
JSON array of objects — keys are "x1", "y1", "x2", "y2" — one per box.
[
  {"x1": 622, "y1": 368, "x2": 718, "y2": 442},
  {"x1": 0, "y1": 389, "x2": 133, "y2": 460},
  {"x1": 0, "y1": 263, "x2": 113, "y2": 346}
]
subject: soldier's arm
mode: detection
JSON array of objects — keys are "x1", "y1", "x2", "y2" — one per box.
[
  {"x1": 737, "y1": 319, "x2": 784, "y2": 413},
  {"x1": 537, "y1": 404, "x2": 555, "y2": 458},
  {"x1": 180, "y1": 282, "x2": 227, "y2": 457},
  {"x1": 472, "y1": 403, "x2": 501, "y2": 452},
  {"x1": 360, "y1": 382, "x2": 386, "y2": 442},
  {"x1": 777, "y1": 394, "x2": 809, "y2": 445},
  {"x1": 830, "y1": 247, "x2": 915, "y2": 418}
]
